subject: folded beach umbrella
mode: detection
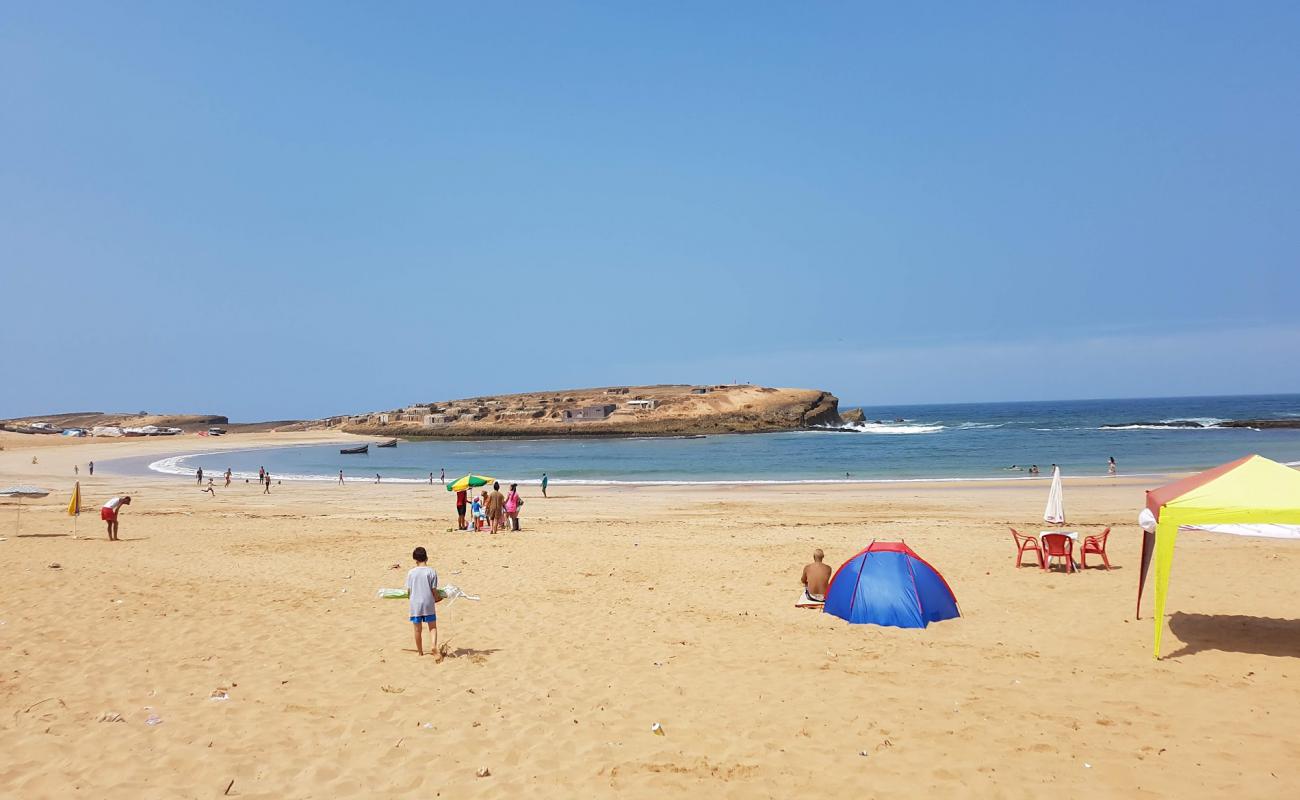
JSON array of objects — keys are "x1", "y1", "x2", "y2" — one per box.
[
  {"x1": 823, "y1": 541, "x2": 960, "y2": 629},
  {"x1": 445, "y1": 474, "x2": 496, "y2": 492},
  {"x1": 1, "y1": 485, "x2": 52, "y2": 535},
  {"x1": 1043, "y1": 466, "x2": 1065, "y2": 525}
]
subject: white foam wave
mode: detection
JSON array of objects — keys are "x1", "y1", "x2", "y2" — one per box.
[
  {"x1": 834, "y1": 422, "x2": 945, "y2": 435},
  {"x1": 1160, "y1": 417, "x2": 1228, "y2": 427}
]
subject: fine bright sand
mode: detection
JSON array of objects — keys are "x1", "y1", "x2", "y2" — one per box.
[{"x1": 2, "y1": 432, "x2": 1300, "y2": 798}]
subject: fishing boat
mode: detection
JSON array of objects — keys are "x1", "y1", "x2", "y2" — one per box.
[
  {"x1": 376, "y1": 438, "x2": 398, "y2": 448},
  {"x1": 340, "y1": 444, "x2": 369, "y2": 455}
]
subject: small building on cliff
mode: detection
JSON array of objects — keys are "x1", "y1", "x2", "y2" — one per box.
[{"x1": 562, "y1": 404, "x2": 616, "y2": 421}]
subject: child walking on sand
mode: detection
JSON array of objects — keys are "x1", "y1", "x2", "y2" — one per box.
[{"x1": 405, "y1": 546, "x2": 442, "y2": 660}]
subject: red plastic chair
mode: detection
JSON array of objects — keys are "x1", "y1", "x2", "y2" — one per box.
[
  {"x1": 1041, "y1": 533, "x2": 1075, "y2": 573},
  {"x1": 1080, "y1": 527, "x2": 1112, "y2": 570},
  {"x1": 1010, "y1": 528, "x2": 1044, "y2": 569}
]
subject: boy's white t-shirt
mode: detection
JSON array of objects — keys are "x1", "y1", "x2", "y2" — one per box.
[{"x1": 405, "y1": 565, "x2": 438, "y2": 617}]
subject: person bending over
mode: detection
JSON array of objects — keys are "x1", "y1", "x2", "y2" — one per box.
[{"x1": 101, "y1": 495, "x2": 131, "y2": 541}]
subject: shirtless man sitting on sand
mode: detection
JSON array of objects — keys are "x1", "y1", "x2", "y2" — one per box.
[{"x1": 801, "y1": 549, "x2": 831, "y2": 603}]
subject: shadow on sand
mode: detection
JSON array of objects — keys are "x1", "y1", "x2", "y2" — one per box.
[
  {"x1": 444, "y1": 646, "x2": 501, "y2": 662},
  {"x1": 1164, "y1": 612, "x2": 1300, "y2": 660}
]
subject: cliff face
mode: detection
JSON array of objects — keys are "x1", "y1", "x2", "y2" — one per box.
[
  {"x1": 338, "y1": 385, "x2": 842, "y2": 438},
  {"x1": 801, "y1": 392, "x2": 842, "y2": 427}
]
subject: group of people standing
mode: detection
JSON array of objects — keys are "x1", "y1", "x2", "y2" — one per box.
[{"x1": 456, "y1": 481, "x2": 524, "y2": 533}]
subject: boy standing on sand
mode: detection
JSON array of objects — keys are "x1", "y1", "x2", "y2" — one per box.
[{"x1": 406, "y1": 546, "x2": 442, "y2": 660}]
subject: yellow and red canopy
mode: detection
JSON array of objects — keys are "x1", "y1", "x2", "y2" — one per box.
[{"x1": 1142, "y1": 454, "x2": 1300, "y2": 657}]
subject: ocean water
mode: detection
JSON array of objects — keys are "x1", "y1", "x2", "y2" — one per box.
[{"x1": 116, "y1": 394, "x2": 1300, "y2": 485}]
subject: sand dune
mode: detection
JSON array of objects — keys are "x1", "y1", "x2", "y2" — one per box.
[{"x1": 2, "y1": 433, "x2": 1299, "y2": 797}]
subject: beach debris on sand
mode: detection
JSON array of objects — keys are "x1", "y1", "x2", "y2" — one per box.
[
  {"x1": 476, "y1": 766, "x2": 491, "y2": 778},
  {"x1": 210, "y1": 689, "x2": 230, "y2": 701},
  {"x1": 145, "y1": 715, "x2": 163, "y2": 726},
  {"x1": 47, "y1": 562, "x2": 61, "y2": 570},
  {"x1": 381, "y1": 685, "x2": 404, "y2": 694},
  {"x1": 97, "y1": 712, "x2": 125, "y2": 723},
  {"x1": 651, "y1": 722, "x2": 665, "y2": 736}
]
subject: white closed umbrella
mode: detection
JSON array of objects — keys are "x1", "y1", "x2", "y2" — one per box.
[
  {"x1": 1043, "y1": 467, "x2": 1065, "y2": 525},
  {"x1": 1, "y1": 486, "x2": 52, "y2": 535}
]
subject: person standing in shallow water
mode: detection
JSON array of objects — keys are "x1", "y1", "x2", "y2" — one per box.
[{"x1": 1108, "y1": 456, "x2": 1117, "y2": 476}]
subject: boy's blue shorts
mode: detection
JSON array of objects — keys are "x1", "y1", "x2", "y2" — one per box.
[{"x1": 410, "y1": 614, "x2": 437, "y2": 624}]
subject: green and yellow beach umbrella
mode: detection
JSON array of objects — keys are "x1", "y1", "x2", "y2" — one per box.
[{"x1": 445, "y1": 474, "x2": 496, "y2": 492}]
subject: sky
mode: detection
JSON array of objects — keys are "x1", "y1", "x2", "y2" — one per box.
[{"x1": 2, "y1": 2, "x2": 1298, "y2": 420}]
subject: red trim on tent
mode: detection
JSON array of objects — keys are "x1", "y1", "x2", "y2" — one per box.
[
  {"x1": 890, "y1": 543, "x2": 960, "y2": 608},
  {"x1": 1144, "y1": 454, "x2": 1256, "y2": 519}
]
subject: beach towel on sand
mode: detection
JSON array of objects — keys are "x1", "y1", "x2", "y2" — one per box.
[
  {"x1": 376, "y1": 585, "x2": 481, "y2": 605},
  {"x1": 796, "y1": 589, "x2": 825, "y2": 609}
]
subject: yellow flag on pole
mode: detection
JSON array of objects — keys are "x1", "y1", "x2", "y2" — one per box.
[{"x1": 68, "y1": 481, "x2": 82, "y2": 516}]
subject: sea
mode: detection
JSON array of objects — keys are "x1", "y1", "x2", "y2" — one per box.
[{"x1": 109, "y1": 394, "x2": 1300, "y2": 486}]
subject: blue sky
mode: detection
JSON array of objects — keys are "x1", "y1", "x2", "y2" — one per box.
[{"x1": 3, "y1": 2, "x2": 1298, "y2": 420}]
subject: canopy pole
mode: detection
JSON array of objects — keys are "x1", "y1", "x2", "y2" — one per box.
[{"x1": 1136, "y1": 530, "x2": 1154, "y2": 619}]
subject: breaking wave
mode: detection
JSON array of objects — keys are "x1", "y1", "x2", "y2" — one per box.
[{"x1": 836, "y1": 422, "x2": 945, "y2": 435}]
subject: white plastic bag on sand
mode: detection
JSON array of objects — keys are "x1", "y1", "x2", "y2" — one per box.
[
  {"x1": 375, "y1": 585, "x2": 480, "y2": 604},
  {"x1": 437, "y1": 584, "x2": 480, "y2": 605}
]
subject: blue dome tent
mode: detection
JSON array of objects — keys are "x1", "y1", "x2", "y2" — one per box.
[{"x1": 823, "y1": 541, "x2": 960, "y2": 628}]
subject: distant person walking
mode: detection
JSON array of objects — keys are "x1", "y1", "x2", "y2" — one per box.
[
  {"x1": 74, "y1": 464, "x2": 78, "y2": 476},
  {"x1": 506, "y1": 483, "x2": 523, "y2": 531},
  {"x1": 263, "y1": 471, "x2": 271, "y2": 494},
  {"x1": 258, "y1": 466, "x2": 265, "y2": 484},
  {"x1": 440, "y1": 468, "x2": 445, "y2": 486},
  {"x1": 376, "y1": 473, "x2": 381, "y2": 484},
  {"x1": 429, "y1": 472, "x2": 434, "y2": 485},
  {"x1": 88, "y1": 461, "x2": 94, "y2": 476},
  {"x1": 338, "y1": 469, "x2": 344, "y2": 485},
  {"x1": 541, "y1": 472, "x2": 548, "y2": 498},
  {"x1": 1108, "y1": 456, "x2": 1117, "y2": 476},
  {"x1": 101, "y1": 495, "x2": 131, "y2": 541},
  {"x1": 225, "y1": 468, "x2": 232, "y2": 487},
  {"x1": 197, "y1": 467, "x2": 203, "y2": 485}
]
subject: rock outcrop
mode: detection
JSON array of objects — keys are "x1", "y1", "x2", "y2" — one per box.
[{"x1": 339, "y1": 385, "x2": 842, "y2": 438}]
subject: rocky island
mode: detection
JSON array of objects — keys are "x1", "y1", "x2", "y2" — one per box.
[{"x1": 327, "y1": 384, "x2": 843, "y2": 438}]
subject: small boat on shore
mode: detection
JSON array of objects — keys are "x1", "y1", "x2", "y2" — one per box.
[
  {"x1": 376, "y1": 438, "x2": 398, "y2": 448},
  {"x1": 340, "y1": 444, "x2": 369, "y2": 455}
]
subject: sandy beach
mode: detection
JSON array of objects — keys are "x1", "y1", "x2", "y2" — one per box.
[{"x1": 2, "y1": 431, "x2": 1299, "y2": 798}]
